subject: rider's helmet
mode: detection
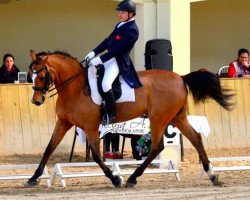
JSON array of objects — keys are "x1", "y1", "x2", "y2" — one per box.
[{"x1": 116, "y1": 0, "x2": 136, "y2": 16}]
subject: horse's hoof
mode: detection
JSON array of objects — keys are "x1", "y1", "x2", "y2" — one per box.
[
  {"x1": 112, "y1": 175, "x2": 123, "y2": 188},
  {"x1": 211, "y1": 175, "x2": 222, "y2": 186},
  {"x1": 24, "y1": 179, "x2": 38, "y2": 188},
  {"x1": 125, "y1": 178, "x2": 137, "y2": 188}
]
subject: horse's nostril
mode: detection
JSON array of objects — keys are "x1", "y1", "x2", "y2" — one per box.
[{"x1": 34, "y1": 101, "x2": 41, "y2": 106}]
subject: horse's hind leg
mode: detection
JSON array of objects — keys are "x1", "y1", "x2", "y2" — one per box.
[
  {"x1": 86, "y1": 129, "x2": 123, "y2": 188},
  {"x1": 171, "y1": 107, "x2": 220, "y2": 186},
  {"x1": 126, "y1": 121, "x2": 165, "y2": 187},
  {"x1": 25, "y1": 119, "x2": 72, "y2": 187}
]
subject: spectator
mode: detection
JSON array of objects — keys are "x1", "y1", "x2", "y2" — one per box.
[
  {"x1": 105, "y1": 133, "x2": 123, "y2": 159},
  {"x1": 117, "y1": 134, "x2": 141, "y2": 160},
  {"x1": 228, "y1": 48, "x2": 250, "y2": 78},
  {"x1": 0, "y1": 54, "x2": 20, "y2": 83},
  {"x1": 135, "y1": 133, "x2": 151, "y2": 159},
  {"x1": 130, "y1": 135, "x2": 142, "y2": 160}
]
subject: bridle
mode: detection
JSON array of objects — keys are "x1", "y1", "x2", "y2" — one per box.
[
  {"x1": 32, "y1": 65, "x2": 84, "y2": 98},
  {"x1": 32, "y1": 66, "x2": 52, "y2": 93}
]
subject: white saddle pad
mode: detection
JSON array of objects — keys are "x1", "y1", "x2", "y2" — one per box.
[{"x1": 89, "y1": 74, "x2": 135, "y2": 105}]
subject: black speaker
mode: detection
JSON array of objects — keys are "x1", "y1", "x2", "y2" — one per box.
[{"x1": 145, "y1": 39, "x2": 173, "y2": 71}]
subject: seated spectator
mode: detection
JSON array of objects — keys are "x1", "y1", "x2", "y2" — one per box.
[
  {"x1": 228, "y1": 48, "x2": 250, "y2": 78},
  {"x1": 135, "y1": 133, "x2": 151, "y2": 159},
  {"x1": 105, "y1": 133, "x2": 123, "y2": 159},
  {"x1": 130, "y1": 135, "x2": 142, "y2": 160},
  {"x1": 120, "y1": 134, "x2": 141, "y2": 160},
  {"x1": 0, "y1": 54, "x2": 20, "y2": 83}
]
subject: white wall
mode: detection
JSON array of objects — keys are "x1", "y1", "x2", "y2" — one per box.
[
  {"x1": 0, "y1": 0, "x2": 117, "y2": 71},
  {"x1": 191, "y1": 0, "x2": 250, "y2": 73},
  {"x1": 2, "y1": 0, "x2": 248, "y2": 75},
  {"x1": 135, "y1": 0, "x2": 191, "y2": 75},
  {"x1": 134, "y1": 2, "x2": 156, "y2": 71}
]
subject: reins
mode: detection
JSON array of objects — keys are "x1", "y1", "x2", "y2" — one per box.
[{"x1": 48, "y1": 70, "x2": 84, "y2": 98}]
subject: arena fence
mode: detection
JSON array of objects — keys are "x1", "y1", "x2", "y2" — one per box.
[
  {"x1": 51, "y1": 159, "x2": 180, "y2": 187},
  {"x1": 0, "y1": 164, "x2": 51, "y2": 187},
  {"x1": 200, "y1": 156, "x2": 250, "y2": 178},
  {"x1": 0, "y1": 79, "x2": 250, "y2": 155}
]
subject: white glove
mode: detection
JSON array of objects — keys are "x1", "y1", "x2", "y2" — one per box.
[
  {"x1": 89, "y1": 57, "x2": 103, "y2": 67},
  {"x1": 85, "y1": 51, "x2": 95, "y2": 61}
]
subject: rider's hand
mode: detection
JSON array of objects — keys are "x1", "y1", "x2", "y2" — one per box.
[
  {"x1": 84, "y1": 51, "x2": 95, "y2": 61},
  {"x1": 89, "y1": 57, "x2": 103, "y2": 67}
]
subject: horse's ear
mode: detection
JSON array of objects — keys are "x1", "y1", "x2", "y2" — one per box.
[
  {"x1": 30, "y1": 50, "x2": 36, "y2": 61},
  {"x1": 43, "y1": 56, "x2": 49, "y2": 68},
  {"x1": 43, "y1": 56, "x2": 48, "y2": 63}
]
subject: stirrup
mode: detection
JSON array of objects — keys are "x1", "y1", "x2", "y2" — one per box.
[{"x1": 101, "y1": 114, "x2": 115, "y2": 125}]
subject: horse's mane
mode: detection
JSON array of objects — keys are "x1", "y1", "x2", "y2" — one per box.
[
  {"x1": 29, "y1": 50, "x2": 85, "y2": 70},
  {"x1": 36, "y1": 51, "x2": 82, "y2": 64},
  {"x1": 47, "y1": 51, "x2": 75, "y2": 59},
  {"x1": 29, "y1": 50, "x2": 90, "y2": 96}
]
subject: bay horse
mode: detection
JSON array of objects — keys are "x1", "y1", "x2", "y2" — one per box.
[{"x1": 26, "y1": 50, "x2": 233, "y2": 188}]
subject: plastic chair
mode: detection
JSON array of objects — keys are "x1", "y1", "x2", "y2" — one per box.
[{"x1": 217, "y1": 66, "x2": 229, "y2": 78}]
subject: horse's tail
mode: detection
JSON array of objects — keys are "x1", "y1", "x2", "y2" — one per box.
[{"x1": 182, "y1": 69, "x2": 234, "y2": 111}]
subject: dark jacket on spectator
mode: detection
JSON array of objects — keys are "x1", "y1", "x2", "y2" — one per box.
[{"x1": 0, "y1": 65, "x2": 20, "y2": 83}]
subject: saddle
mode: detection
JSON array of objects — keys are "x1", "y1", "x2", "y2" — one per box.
[{"x1": 86, "y1": 63, "x2": 135, "y2": 106}]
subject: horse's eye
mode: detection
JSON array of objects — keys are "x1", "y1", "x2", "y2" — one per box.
[{"x1": 39, "y1": 77, "x2": 45, "y2": 81}]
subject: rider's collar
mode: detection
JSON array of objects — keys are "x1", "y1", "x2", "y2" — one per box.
[{"x1": 117, "y1": 18, "x2": 135, "y2": 28}]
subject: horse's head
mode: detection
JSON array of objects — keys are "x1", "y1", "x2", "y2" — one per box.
[
  {"x1": 29, "y1": 50, "x2": 89, "y2": 106},
  {"x1": 29, "y1": 50, "x2": 52, "y2": 106}
]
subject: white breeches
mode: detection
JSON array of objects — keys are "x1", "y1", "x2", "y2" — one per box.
[{"x1": 102, "y1": 58, "x2": 119, "y2": 92}]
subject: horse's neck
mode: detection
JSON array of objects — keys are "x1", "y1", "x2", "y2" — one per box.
[{"x1": 52, "y1": 60, "x2": 85, "y2": 97}]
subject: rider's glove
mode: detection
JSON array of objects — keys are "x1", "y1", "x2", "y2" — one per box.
[
  {"x1": 89, "y1": 57, "x2": 103, "y2": 67},
  {"x1": 84, "y1": 51, "x2": 95, "y2": 62}
]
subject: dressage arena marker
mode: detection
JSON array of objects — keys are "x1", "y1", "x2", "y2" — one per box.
[
  {"x1": 200, "y1": 156, "x2": 250, "y2": 177},
  {"x1": 0, "y1": 164, "x2": 51, "y2": 187},
  {"x1": 51, "y1": 159, "x2": 180, "y2": 187}
]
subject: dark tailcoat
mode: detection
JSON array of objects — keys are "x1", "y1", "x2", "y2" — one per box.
[{"x1": 93, "y1": 20, "x2": 142, "y2": 88}]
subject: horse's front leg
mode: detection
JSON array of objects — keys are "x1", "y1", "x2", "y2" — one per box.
[
  {"x1": 87, "y1": 130, "x2": 123, "y2": 188},
  {"x1": 25, "y1": 119, "x2": 72, "y2": 187},
  {"x1": 126, "y1": 123, "x2": 165, "y2": 187}
]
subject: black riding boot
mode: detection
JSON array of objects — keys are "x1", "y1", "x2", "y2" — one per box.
[{"x1": 102, "y1": 89, "x2": 116, "y2": 125}]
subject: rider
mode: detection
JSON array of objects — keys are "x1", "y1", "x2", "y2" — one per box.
[{"x1": 85, "y1": 0, "x2": 142, "y2": 125}]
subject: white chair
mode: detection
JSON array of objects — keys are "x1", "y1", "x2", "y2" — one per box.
[{"x1": 217, "y1": 66, "x2": 229, "y2": 78}]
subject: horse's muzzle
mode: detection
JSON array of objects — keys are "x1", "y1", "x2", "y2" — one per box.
[{"x1": 31, "y1": 94, "x2": 45, "y2": 106}]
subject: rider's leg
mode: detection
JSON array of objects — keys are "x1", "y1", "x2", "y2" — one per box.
[
  {"x1": 101, "y1": 58, "x2": 119, "y2": 125},
  {"x1": 102, "y1": 58, "x2": 119, "y2": 92}
]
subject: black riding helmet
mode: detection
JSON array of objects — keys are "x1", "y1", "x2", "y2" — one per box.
[{"x1": 116, "y1": 0, "x2": 136, "y2": 16}]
